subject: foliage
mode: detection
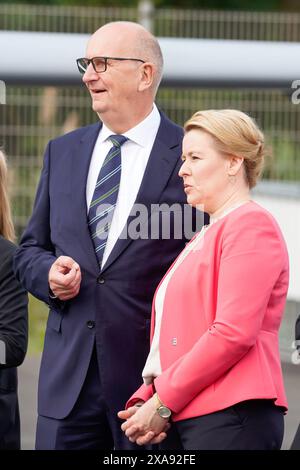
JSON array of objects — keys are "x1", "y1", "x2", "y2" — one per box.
[
  {"x1": 0, "y1": 0, "x2": 291, "y2": 12},
  {"x1": 28, "y1": 294, "x2": 47, "y2": 354},
  {"x1": 154, "y1": 0, "x2": 283, "y2": 11},
  {"x1": 2, "y1": 0, "x2": 137, "y2": 5}
]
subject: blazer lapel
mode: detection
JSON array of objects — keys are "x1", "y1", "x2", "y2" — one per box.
[
  {"x1": 101, "y1": 113, "x2": 183, "y2": 273},
  {"x1": 70, "y1": 122, "x2": 102, "y2": 274}
]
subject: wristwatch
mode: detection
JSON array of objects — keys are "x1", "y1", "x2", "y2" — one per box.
[{"x1": 154, "y1": 393, "x2": 172, "y2": 419}]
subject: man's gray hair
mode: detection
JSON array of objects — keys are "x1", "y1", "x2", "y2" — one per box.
[{"x1": 135, "y1": 32, "x2": 164, "y2": 95}]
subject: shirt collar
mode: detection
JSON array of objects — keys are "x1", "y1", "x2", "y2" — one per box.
[{"x1": 98, "y1": 104, "x2": 161, "y2": 147}]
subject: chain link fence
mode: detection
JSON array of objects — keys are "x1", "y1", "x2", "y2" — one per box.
[
  {"x1": 2, "y1": 4, "x2": 300, "y2": 40},
  {"x1": 0, "y1": 4, "x2": 299, "y2": 235}
]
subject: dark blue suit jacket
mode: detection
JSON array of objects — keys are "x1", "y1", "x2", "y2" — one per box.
[{"x1": 14, "y1": 111, "x2": 201, "y2": 420}]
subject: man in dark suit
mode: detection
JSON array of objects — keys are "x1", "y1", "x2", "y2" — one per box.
[{"x1": 14, "y1": 21, "x2": 202, "y2": 449}]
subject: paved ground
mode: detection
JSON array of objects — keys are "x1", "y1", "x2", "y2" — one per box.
[{"x1": 18, "y1": 355, "x2": 300, "y2": 450}]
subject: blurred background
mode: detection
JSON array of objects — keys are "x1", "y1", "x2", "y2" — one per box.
[{"x1": 0, "y1": 0, "x2": 299, "y2": 450}]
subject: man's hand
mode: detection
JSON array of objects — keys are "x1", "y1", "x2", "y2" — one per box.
[
  {"x1": 48, "y1": 256, "x2": 81, "y2": 301},
  {"x1": 118, "y1": 396, "x2": 169, "y2": 446}
]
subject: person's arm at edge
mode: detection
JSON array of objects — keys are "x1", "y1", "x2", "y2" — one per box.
[
  {"x1": 0, "y1": 245, "x2": 28, "y2": 367},
  {"x1": 13, "y1": 141, "x2": 65, "y2": 310}
]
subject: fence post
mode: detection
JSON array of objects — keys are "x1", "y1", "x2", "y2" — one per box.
[{"x1": 138, "y1": 0, "x2": 154, "y2": 32}]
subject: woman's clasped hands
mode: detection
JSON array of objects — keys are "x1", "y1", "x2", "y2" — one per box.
[{"x1": 118, "y1": 396, "x2": 170, "y2": 446}]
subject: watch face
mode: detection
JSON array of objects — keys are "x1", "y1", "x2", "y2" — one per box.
[{"x1": 157, "y1": 405, "x2": 171, "y2": 419}]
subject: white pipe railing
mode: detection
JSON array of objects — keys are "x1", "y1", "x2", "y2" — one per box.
[{"x1": 1, "y1": 31, "x2": 300, "y2": 88}]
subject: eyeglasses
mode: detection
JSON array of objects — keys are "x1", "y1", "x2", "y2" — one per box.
[{"x1": 76, "y1": 56, "x2": 145, "y2": 74}]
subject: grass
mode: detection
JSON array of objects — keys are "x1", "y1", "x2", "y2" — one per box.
[{"x1": 28, "y1": 295, "x2": 48, "y2": 354}]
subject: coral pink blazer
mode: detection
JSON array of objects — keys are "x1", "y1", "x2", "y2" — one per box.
[{"x1": 127, "y1": 202, "x2": 289, "y2": 421}]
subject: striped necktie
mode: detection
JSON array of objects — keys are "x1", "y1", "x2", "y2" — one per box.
[{"x1": 88, "y1": 134, "x2": 128, "y2": 268}]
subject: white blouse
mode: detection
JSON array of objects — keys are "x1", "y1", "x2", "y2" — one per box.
[
  {"x1": 142, "y1": 201, "x2": 250, "y2": 385},
  {"x1": 142, "y1": 225, "x2": 208, "y2": 385}
]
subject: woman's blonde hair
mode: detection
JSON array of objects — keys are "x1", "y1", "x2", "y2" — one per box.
[
  {"x1": 184, "y1": 109, "x2": 268, "y2": 189},
  {"x1": 0, "y1": 150, "x2": 15, "y2": 241}
]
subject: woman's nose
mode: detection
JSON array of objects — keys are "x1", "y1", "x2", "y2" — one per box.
[{"x1": 179, "y1": 160, "x2": 190, "y2": 178}]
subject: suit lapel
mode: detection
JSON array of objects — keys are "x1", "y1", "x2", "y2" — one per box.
[
  {"x1": 101, "y1": 113, "x2": 183, "y2": 273},
  {"x1": 70, "y1": 122, "x2": 102, "y2": 274}
]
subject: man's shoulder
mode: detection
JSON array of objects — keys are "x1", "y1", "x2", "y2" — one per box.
[
  {"x1": 50, "y1": 122, "x2": 100, "y2": 147},
  {"x1": 157, "y1": 110, "x2": 184, "y2": 150},
  {"x1": 159, "y1": 110, "x2": 183, "y2": 135}
]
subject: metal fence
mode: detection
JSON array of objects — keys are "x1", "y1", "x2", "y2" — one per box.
[
  {"x1": 0, "y1": 4, "x2": 300, "y2": 235},
  {"x1": 2, "y1": 4, "x2": 300, "y2": 40}
]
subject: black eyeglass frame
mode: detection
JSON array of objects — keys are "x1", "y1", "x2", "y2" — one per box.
[{"x1": 76, "y1": 56, "x2": 146, "y2": 74}]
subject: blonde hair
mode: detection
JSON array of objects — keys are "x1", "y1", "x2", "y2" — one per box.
[
  {"x1": 184, "y1": 109, "x2": 267, "y2": 189},
  {"x1": 0, "y1": 150, "x2": 15, "y2": 241}
]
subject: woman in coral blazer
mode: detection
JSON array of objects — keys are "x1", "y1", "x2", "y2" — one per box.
[{"x1": 118, "y1": 110, "x2": 289, "y2": 450}]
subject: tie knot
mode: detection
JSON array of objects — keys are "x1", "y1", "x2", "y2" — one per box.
[{"x1": 109, "y1": 134, "x2": 128, "y2": 148}]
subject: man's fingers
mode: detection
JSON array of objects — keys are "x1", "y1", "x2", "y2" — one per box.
[
  {"x1": 49, "y1": 265, "x2": 82, "y2": 299},
  {"x1": 55, "y1": 256, "x2": 80, "y2": 271},
  {"x1": 50, "y1": 282, "x2": 80, "y2": 296},
  {"x1": 73, "y1": 267, "x2": 82, "y2": 284},
  {"x1": 51, "y1": 285, "x2": 81, "y2": 301},
  {"x1": 51, "y1": 267, "x2": 78, "y2": 286},
  {"x1": 49, "y1": 257, "x2": 81, "y2": 287},
  {"x1": 59, "y1": 267, "x2": 81, "y2": 290}
]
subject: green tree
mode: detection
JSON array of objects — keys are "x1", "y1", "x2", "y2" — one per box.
[{"x1": 1, "y1": 0, "x2": 295, "y2": 12}]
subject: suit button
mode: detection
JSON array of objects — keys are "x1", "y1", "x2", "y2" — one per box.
[
  {"x1": 97, "y1": 276, "x2": 105, "y2": 284},
  {"x1": 86, "y1": 320, "x2": 95, "y2": 329}
]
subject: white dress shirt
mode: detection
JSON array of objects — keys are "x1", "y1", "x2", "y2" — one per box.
[{"x1": 86, "y1": 104, "x2": 161, "y2": 268}]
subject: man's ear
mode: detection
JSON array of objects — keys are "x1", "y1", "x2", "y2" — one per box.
[
  {"x1": 138, "y1": 63, "x2": 155, "y2": 92},
  {"x1": 227, "y1": 154, "x2": 244, "y2": 176}
]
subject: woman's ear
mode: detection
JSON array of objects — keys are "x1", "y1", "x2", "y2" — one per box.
[
  {"x1": 227, "y1": 155, "x2": 244, "y2": 176},
  {"x1": 138, "y1": 63, "x2": 155, "y2": 92}
]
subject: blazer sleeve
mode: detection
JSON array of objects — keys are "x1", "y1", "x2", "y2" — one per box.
[
  {"x1": 154, "y1": 210, "x2": 289, "y2": 413},
  {"x1": 295, "y1": 315, "x2": 300, "y2": 350},
  {"x1": 13, "y1": 142, "x2": 59, "y2": 307},
  {"x1": 0, "y1": 244, "x2": 28, "y2": 368},
  {"x1": 125, "y1": 383, "x2": 154, "y2": 409}
]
